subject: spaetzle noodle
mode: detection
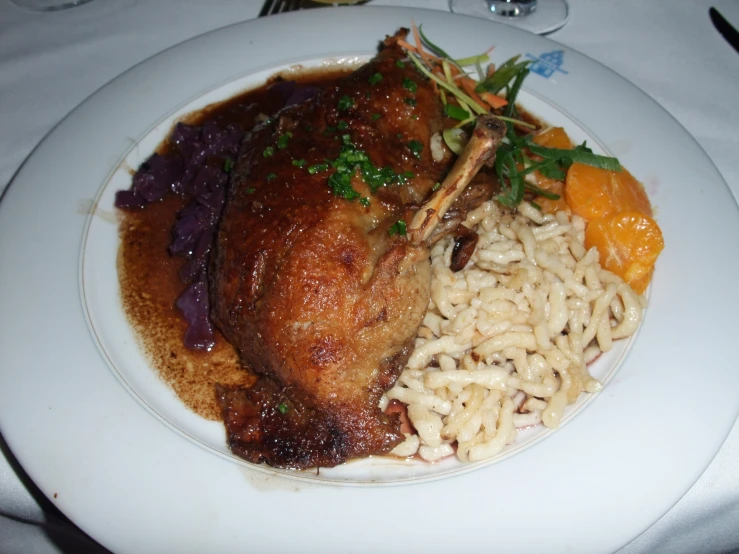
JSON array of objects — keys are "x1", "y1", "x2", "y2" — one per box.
[{"x1": 385, "y1": 201, "x2": 646, "y2": 463}]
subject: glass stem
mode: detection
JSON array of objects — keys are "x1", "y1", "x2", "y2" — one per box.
[{"x1": 488, "y1": 0, "x2": 537, "y2": 17}]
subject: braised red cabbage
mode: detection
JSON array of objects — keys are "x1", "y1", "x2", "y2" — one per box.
[
  {"x1": 116, "y1": 121, "x2": 241, "y2": 351},
  {"x1": 116, "y1": 80, "x2": 313, "y2": 351}
]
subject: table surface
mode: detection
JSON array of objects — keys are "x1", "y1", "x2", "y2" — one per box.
[{"x1": 1, "y1": 0, "x2": 738, "y2": 552}]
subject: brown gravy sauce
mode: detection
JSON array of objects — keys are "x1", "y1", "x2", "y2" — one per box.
[{"x1": 118, "y1": 68, "x2": 352, "y2": 420}]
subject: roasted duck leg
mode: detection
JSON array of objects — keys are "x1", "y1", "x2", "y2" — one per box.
[{"x1": 211, "y1": 31, "x2": 505, "y2": 469}]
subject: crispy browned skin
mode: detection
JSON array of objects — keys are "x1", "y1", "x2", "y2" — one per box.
[{"x1": 211, "y1": 31, "x2": 491, "y2": 469}]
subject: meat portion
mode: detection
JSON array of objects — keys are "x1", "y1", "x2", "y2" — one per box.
[{"x1": 211, "y1": 30, "x2": 505, "y2": 469}]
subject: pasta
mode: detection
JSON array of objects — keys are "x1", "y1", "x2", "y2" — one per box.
[{"x1": 385, "y1": 200, "x2": 648, "y2": 463}]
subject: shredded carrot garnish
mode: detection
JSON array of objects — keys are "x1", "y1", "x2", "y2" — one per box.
[
  {"x1": 481, "y1": 91, "x2": 508, "y2": 109},
  {"x1": 411, "y1": 20, "x2": 434, "y2": 67},
  {"x1": 397, "y1": 39, "x2": 419, "y2": 54},
  {"x1": 398, "y1": 38, "x2": 445, "y2": 64},
  {"x1": 459, "y1": 77, "x2": 489, "y2": 111}
]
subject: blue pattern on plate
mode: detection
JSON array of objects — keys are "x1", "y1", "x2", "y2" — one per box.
[{"x1": 526, "y1": 50, "x2": 569, "y2": 78}]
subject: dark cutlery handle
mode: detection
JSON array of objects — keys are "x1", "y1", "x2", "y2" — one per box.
[{"x1": 710, "y1": 7, "x2": 739, "y2": 54}]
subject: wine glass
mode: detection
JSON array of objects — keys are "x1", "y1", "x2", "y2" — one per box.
[{"x1": 449, "y1": 0, "x2": 569, "y2": 35}]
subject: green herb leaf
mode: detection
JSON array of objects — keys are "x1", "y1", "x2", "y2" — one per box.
[
  {"x1": 476, "y1": 55, "x2": 532, "y2": 95},
  {"x1": 528, "y1": 142, "x2": 622, "y2": 171},
  {"x1": 407, "y1": 139, "x2": 423, "y2": 159},
  {"x1": 402, "y1": 77, "x2": 418, "y2": 93},
  {"x1": 538, "y1": 163, "x2": 567, "y2": 181},
  {"x1": 245, "y1": 187, "x2": 255, "y2": 194},
  {"x1": 277, "y1": 403, "x2": 289, "y2": 415},
  {"x1": 263, "y1": 146, "x2": 275, "y2": 158},
  {"x1": 338, "y1": 95, "x2": 354, "y2": 111},
  {"x1": 404, "y1": 97, "x2": 417, "y2": 106},
  {"x1": 292, "y1": 159, "x2": 306, "y2": 168},
  {"x1": 418, "y1": 24, "x2": 452, "y2": 59},
  {"x1": 495, "y1": 147, "x2": 526, "y2": 208},
  {"x1": 371, "y1": 113, "x2": 382, "y2": 121},
  {"x1": 388, "y1": 220, "x2": 407, "y2": 237},
  {"x1": 308, "y1": 163, "x2": 329, "y2": 175},
  {"x1": 337, "y1": 120, "x2": 349, "y2": 130},
  {"x1": 359, "y1": 197, "x2": 371, "y2": 207},
  {"x1": 503, "y1": 67, "x2": 529, "y2": 119},
  {"x1": 443, "y1": 104, "x2": 471, "y2": 121},
  {"x1": 395, "y1": 60, "x2": 406, "y2": 68},
  {"x1": 277, "y1": 133, "x2": 292, "y2": 149},
  {"x1": 525, "y1": 182, "x2": 561, "y2": 200},
  {"x1": 266, "y1": 172, "x2": 276, "y2": 182},
  {"x1": 224, "y1": 157, "x2": 234, "y2": 173},
  {"x1": 369, "y1": 72, "x2": 383, "y2": 85},
  {"x1": 328, "y1": 172, "x2": 361, "y2": 201}
]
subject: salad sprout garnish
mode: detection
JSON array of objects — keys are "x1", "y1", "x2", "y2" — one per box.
[{"x1": 400, "y1": 22, "x2": 622, "y2": 209}]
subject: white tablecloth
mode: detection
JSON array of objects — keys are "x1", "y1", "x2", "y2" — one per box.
[{"x1": 1, "y1": 0, "x2": 738, "y2": 552}]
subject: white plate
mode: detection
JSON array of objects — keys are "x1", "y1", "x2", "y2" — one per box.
[
  {"x1": 82, "y1": 54, "x2": 632, "y2": 486},
  {"x1": 1, "y1": 6, "x2": 738, "y2": 553}
]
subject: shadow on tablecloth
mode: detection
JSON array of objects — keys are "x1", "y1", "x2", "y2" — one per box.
[{"x1": 0, "y1": 433, "x2": 111, "y2": 554}]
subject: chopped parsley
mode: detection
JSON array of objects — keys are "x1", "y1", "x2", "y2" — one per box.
[
  {"x1": 308, "y1": 163, "x2": 329, "y2": 175},
  {"x1": 328, "y1": 172, "x2": 361, "y2": 201},
  {"x1": 266, "y1": 172, "x2": 276, "y2": 182},
  {"x1": 369, "y1": 72, "x2": 383, "y2": 85},
  {"x1": 338, "y1": 95, "x2": 354, "y2": 111},
  {"x1": 263, "y1": 146, "x2": 275, "y2": 158},
  {"x1": 407, "y1": 140, "x2": 423, "y2": 159},
  {"x1": 395, "y1": 60, "x2": 406, "y2": 68},
  {"x1": 223, "y1": 157, "x2": 234, "y2": 173},
  {"x1": 371, "y1": 113, "x2": 382, "y2": 121},
  {"x1": 245, "y1": 187, "x2": 255, "y2": 194},
  {"x1": 277, "y1": 132, "x2": 292, "y2": 149},
  {"x1": 277, "y1": 403, "x2": 289, "y2": 415},
  {"x1": 292, "y1": 159, "x2": 306, "y2": 168},
  {"x1": 359, "y1": 197, "x2": 371, "y2": 207},
  {"x1": 404, "y1": 98, "x2": 417, "y2": 106},
  {"x1": 402, "y1": 77, "x2": 418, "y2": 93},
  {"x1": 337, "y1": 120, "x2": 349, "y2": 131},
  {"x1": 432, "y1": 182, "x2": 441, "y2": 191},
  {"x1": 324, "y1": 135, "x2": 414, "y2": 202},
  {"x1": 388, "y1": 220, "x2": 407, "y2": 237}
]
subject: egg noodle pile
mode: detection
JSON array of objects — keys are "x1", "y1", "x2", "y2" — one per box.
[{"x1": 380, "y1": 200, "x2": 646, "y2": 463}]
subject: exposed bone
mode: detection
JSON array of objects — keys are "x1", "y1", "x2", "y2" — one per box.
[{"x1": 409, "y1": 115, "x2": 507, "y2": 244}]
